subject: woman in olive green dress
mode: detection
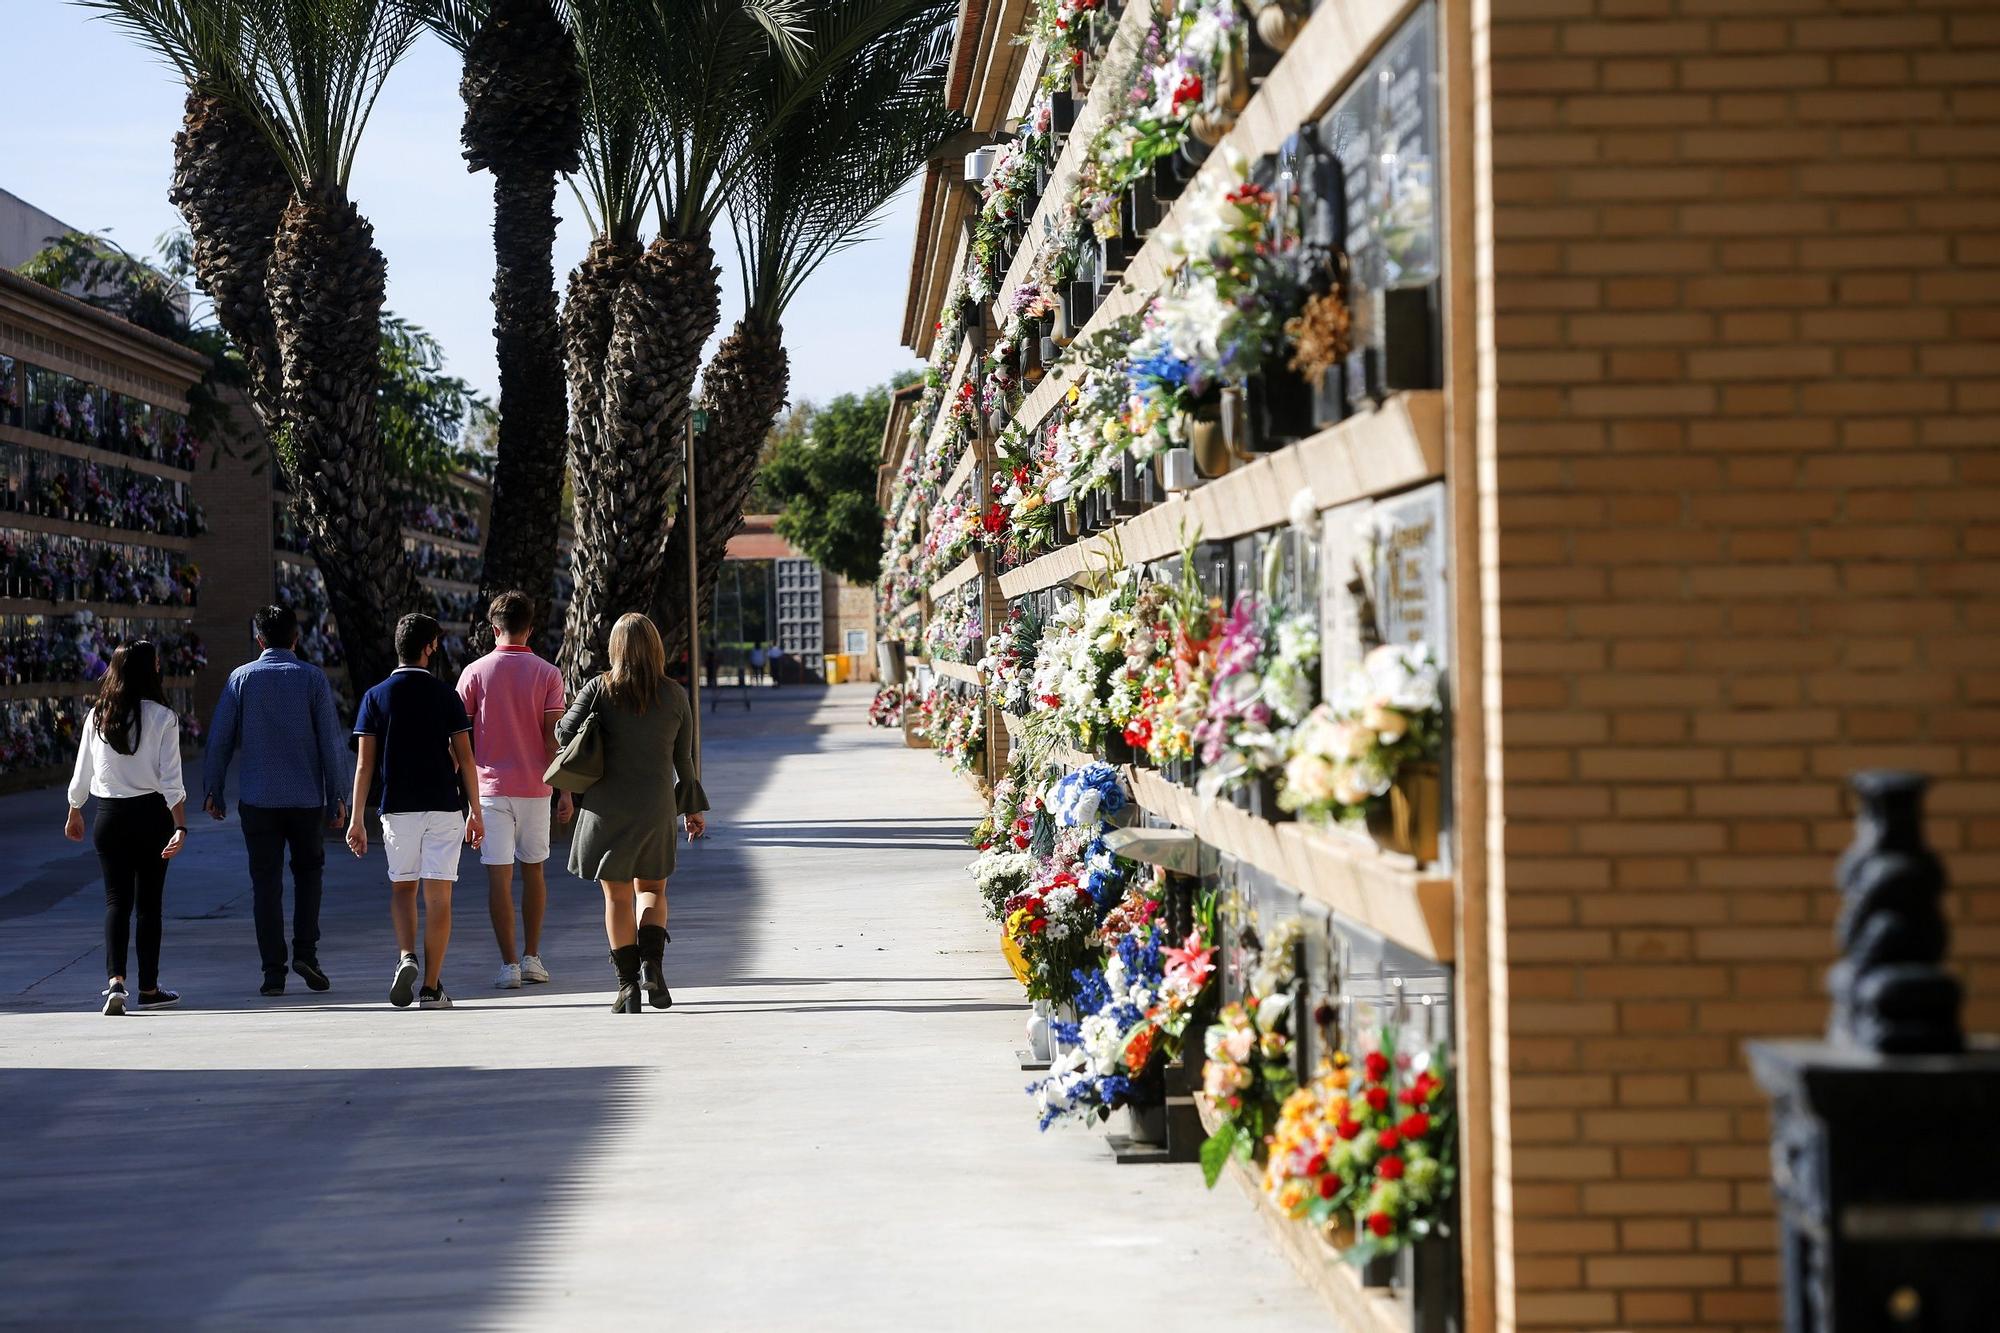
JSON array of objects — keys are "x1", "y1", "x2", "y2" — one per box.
[{"x1": 556, "y1": 613, "x2": 708, "y2": 1012}]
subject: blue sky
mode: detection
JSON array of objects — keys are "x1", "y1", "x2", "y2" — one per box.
[{"x1": 0, "y1": 5, "x2": 923, "y2": 412}]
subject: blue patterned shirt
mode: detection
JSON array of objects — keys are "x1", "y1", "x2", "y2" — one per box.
[{"x1": 202, "y1": 648, "x2": 351, "y2": 812}]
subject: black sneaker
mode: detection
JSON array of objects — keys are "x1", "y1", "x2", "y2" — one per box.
[
  {"x1": 260, "y1": 978, "x2": 286, "y2": 997},
  {"x1": 136, "y1": 988, "x2": 180, "y2": 1009},
  {"x1": 293, "y1": 960, "x2": 330, "y2": 992},
  {"x1": 418, "y1": 985, "x2": 453, "y2": 1010},
  {"x1": 101, "y1": 981, "x2": 127, "y2": 1016},
  {"x1": 390, "y1": 954, "x2": 419, "y2": 1008}
]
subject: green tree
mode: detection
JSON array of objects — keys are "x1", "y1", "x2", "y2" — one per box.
[
  {"x1": 760, "y1": 379, "x2": 911, "y2": 584},
  {"x1": 86, "y1": 0, "x2": 428, "y2": 692},
  {"x1": 652, "y1": 0, "x2": 961, "y2": 658}
]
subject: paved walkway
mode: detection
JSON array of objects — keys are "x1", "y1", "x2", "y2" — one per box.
[{"x1": 0, "y1": 685, "x2": 1323, "y2": 1330}]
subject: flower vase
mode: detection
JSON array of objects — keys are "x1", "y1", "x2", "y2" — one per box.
[
  {"x1": 1064, "y1": 279, "x2": 1097, "y2": 331},
  {"x1": 1180, "y1": 137, "x2": 1213, "y2": 173},
  {"x1": 1039, "y1": 332, "x2": 1059, "y2": 365},
  {"x1": 1311, "y1": 361, "x2": 1348, "y2": 429},
  {"x1": 1247, "y1": 771, "x2": 1291, "y2": 822},
  {"x1": 1111, "y1": 454, "x2": 1143, "y2": 516},
  {"x1": 1097, "y1": 235, "x2": 1127, "y2": 284},
  {"x1": 1254, "y1": 0, "x2": 1303, "y2": 53},
  {"x1": 1371, "y1": 761, "x2": 1441, "y2": 863},
  {"x1": 986, "y1": 408, "x2": 1010, "y2": 437},
  {"x1": 1152, "y1": 155, "x2": 1185, "y2": 205},
  {"x1": 1158, "y1": 447, "x2": 1198, "y2": 493},
  {"x1": 1188, "y1": 410, "x2": 1233, "y2": 479},
  {"x1": 1250, "y1": 361, "x2": 1315, "y2": 450},
  {"x1": 1026, "y1": 1000, "x2": 1054, "y2": 1063},
  {"x1": 1050, "y1": 90, "x2": 1077, "y2": 135},
  {"x1": 1219, "y1": 385, "x2": 1254, "y2": 459}
]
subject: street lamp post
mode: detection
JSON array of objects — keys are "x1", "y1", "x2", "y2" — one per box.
[{"x1": 686, "y1": 407, "x2": 706, "y2": 776}]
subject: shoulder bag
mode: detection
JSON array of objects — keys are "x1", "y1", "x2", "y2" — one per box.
[{"x1": 544, "y1": 680, "x2": 606, "y2": 793}]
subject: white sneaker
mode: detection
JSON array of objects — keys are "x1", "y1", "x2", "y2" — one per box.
[
  {"x1": 101, "y1": 982, "x2": 127, "y2": 1016},
  {"x1": 520, "y1": 955, "x2": 551, "y2": 985},
  {"x1": 495, "y1": 962, "x2": 522, "y2": 989}
]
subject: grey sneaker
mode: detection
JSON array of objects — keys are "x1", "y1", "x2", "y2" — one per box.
[
  {"x1": 419, "y1": 985, "x2": 453, "y2": 1010},
  {"x1": 390, "y1": 954, "x2": 419, "y2": 1009}
]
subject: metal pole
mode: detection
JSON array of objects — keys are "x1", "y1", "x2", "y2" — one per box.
[{"x1": 685, "y1": 410, "x2": 700, "y2": 777}]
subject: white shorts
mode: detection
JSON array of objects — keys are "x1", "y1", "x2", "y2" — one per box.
[
  {"x1": 481, "y1": 795, "x2": 552, "y2": 866},
  {"x1": 381, "y1": 810, "x2": 466, "y2": 883}
]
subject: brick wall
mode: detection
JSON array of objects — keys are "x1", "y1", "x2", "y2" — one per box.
[{"x1": 1476, "y1": 0, "x2": 1998, "y2": 1328}]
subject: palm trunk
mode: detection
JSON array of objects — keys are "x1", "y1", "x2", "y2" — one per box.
[
  {"x1": 265, "y1": 192, "x2": 422, "y2": 692},
  {"x1": 473, "y1": 168, "x2": 568, "y2": 649},
  {"x1": 562, "y1": 233, "x2": 720, "y2": 685},
  {"x1": 559, "y1": 234, "x2": 641, "y2": 689},
  {"x1": 656, "y1": 322, "x2": 790, "y2": 663},
  {"x1": 168, "y1": 89, "x2": 289, "y2": 429}
]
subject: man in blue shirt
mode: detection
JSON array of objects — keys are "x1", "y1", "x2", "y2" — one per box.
[{"x1": 202, "y1": 605, "x2": 352, "y2": 997}]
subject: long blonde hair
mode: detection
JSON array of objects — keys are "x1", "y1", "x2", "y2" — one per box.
[{"x1": 605, "y1": 612, "x2": 666, "y2": 714}]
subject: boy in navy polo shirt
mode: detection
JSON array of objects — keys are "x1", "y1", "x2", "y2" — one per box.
[{"x1": 346, "y1": 613, "x2": 486, "y2": 1009}]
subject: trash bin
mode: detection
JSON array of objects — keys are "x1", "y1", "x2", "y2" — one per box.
[{"x1": 827, "y1": 654, "x2": 850, "y2": 684}]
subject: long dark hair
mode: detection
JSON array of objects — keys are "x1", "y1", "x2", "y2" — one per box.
[{"x1": 92, "y1": 641, "x2": 167, "y2": 756}]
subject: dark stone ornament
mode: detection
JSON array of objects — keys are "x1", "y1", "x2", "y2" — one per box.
[
  {"x1": 1826, "y1": 771, "x2": 1962, "y2": 1055},
  {"x1": 1750, "y1": 770, "x2": 2000, "y2": 1333}
]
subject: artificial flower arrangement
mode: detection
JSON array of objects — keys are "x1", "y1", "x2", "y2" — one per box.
[
  {"x1": 866, "y1": 683, "x2": 905, "y2": 728},
  {"x1": 1261, "y1": 1035, "x2": 1455, "y2": 1263},
  {"x1": 923, "y1": 584, "x2": 984, "y2": 665},
  {"x1": 979, "y1": 601, "x2": 1043, "y2": 715},
  {"x1": 1127, "y1": 546, "x2": 1227, "y2": 768},
  {"x1": 1029, "y1": 574, "x2": 1135, "y2": 751},
  {"x1": 925, "y1": 685, "x2": 987, "y2": 776},
  {"x1": 1029, "y1": 890, "x2": 1219, "y2": 1130},
  {"x1": 969, "y1": 768, "x2": 1041, "y2": 918},
  {"x1": 1279, "y1": 643, "x2": 1443, "y2": 826},
  {"x1": 1199, "y1": 918, "x2": 1304, "y2": 1184},
  {"x1": 1192, "y1": 589, "x2": 1320, "y2": 801}
]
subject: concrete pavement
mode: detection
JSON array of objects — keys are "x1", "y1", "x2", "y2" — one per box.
[{"x1": 0, "y1": 684, "x2": 1325, "y2": 1330}]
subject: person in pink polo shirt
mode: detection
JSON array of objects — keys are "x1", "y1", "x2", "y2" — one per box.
[{"x1": 457, "y1": 590, "x2": 572, "y2": 989}]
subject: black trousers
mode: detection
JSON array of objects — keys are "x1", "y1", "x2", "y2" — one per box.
[
  {"x1": 241, "y1": 804, "x2": 326, "y2": 981},
  {"x1": 95, "y1": 793, "x2": 175, "y2": 991}
]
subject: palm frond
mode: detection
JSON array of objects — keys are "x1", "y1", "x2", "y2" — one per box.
[
  {"x1": 73, "y1": 0, "x2": 249, "y2": 90},
  {"x1": 730, "y1": 0, "x2": 962, "y2": 323},
  {"x1": 567, "y1": 0, "x2": 660, "y2": 241}
]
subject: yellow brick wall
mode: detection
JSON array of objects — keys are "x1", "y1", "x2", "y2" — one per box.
[{"x1": 1475, "y1": 0, "x2": 1999, "y2": 1327}]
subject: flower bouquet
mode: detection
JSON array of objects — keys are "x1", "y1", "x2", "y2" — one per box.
[
  {"x1": 1193, "y1": 592, "x2": 1320, "y2": 803},
  {"x1": 866, "y1": 683, "x2": 905, "y2": 728},
  {"x1": 1279, "y1": 643, "x2": 1444, "y2": 849},
  {"x1": 1198, "y1": 919, "x2": 1305, "y2": 1184},
  {"x1": 1261, "y1": 1035, "x2": 1454, "y2": 1263}
]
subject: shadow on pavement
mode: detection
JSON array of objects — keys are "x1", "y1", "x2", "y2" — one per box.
[{"x1": 0, "y1": 1065, "x2": 647, "y2": 1327}]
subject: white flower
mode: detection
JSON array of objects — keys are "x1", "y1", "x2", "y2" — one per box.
[{"x1": 1289, "y1": 487, "x2": 1319, "y2": 533}]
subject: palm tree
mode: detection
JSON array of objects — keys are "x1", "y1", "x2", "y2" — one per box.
[
  {"x1": 653, "y1": 2, "x2": 962, "y2": 660},
  {"x1": 422, "y1": 0, "x2": 583, "y2": 650},
  {"x1": 79, "y1": 2, "x2": 290, "y2": 427},
  {"x1": 88, "y1": 0, "x2": 426, "y2": 690}
]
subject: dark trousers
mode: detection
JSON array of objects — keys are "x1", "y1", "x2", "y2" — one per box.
[
  {"x1": 95, "y1": 793, "x2": 174, "y2": 991},
  {"x1": 241, "y1": 804, "x2": 325, "y2": 981}
]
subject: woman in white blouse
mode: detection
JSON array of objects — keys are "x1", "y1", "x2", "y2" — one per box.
[{"x1": 66, "y1": 641, "x2": 188, "y2": 1015}]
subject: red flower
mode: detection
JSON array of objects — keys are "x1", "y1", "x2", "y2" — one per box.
[
  {"x1": 1399, "y1": 1112, "x2": 1431, "y2": 1140},
  {"x1": 1365, "y1": 1086, "x2": 1390, "y2": 1113},
  {"x1": 1028, "y1": 917, "x2": 1047, "y2": 935},
  {"x1": 1377, "y1": 1154, "x2": 1405, "y2": 1181},
  {"x1": 1318, "y1": 1174, "x2": 1341, "y2": 1200},
  {"x1": 1364, "y1": 1052, "x2": 1391, "y2": 1082},
  {"x1": 1377, "y1": 1128, "x2": 1401, "y2": 1152},
  {"x1": 1336, "y1": 1118, "x2": 1361, "y2": 1140},
  {"x1": 1171, "y1": 73, "x2": 1203, "y2": 112},
  {"x1": 1366, "y1": 1211, "x2": 1395, "y2": 1238},
  {"x1": 1305, "y1": 1153, "x2": 1326, "y2": 1177}
]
